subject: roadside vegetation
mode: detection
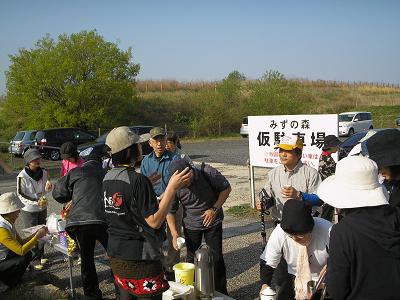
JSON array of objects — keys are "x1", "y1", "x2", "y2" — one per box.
[
  {"x1": 226, "y1": 203, "x2": 263, "y2": 219},
  {"x1": 0, "y1": 30, "x2": 399, "y2": 145}
]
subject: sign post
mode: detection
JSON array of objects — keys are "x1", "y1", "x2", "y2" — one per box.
[{"x1": 248, "y1": 114, "x2": 339, "y2": 207}]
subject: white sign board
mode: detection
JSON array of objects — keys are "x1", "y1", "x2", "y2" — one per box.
[{"x1": 248, "y1": 114, "x2": 338, "y2": 169}]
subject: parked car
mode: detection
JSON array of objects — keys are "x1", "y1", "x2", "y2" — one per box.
[
  {"x1": 240, "y1": 117, "x2": 248, "y2": 138},
  {"x1": 33, "y1": 128, "x2": 97, "y2": 160},
  {"x1": 396, "y1": 116, "x2": 400, "y2": 127},
  {"x1": 338, "y1": 131, "x2": 368, "y2": 160},
  {"x1": 78, "y1": 125, "x2": 154, "y2": 160},
  {"x1": 338, "y1": 128, "x2": 400, "y2": 160},
  {"x1": 8, "y1": 130, "x2": 37, "y2": 157},
  {"x1": 338, "y1": 112, "x2": 373, "y2": 136}
]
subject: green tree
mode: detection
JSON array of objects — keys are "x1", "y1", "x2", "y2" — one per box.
[
  {"x1": 2, "y1": 30, "x2": 140, "y2": 135},
  {"x1": 261, "y1": 69, "x2": 285, "y2": 81},
  {"x1": 226, "y1": 70, "x2": 246, "y2": 81}
]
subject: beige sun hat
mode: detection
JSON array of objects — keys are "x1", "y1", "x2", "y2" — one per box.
[
  {"x1": 317, "y1": 156, "x2": 389, "y2": 209},
  {"x1": 105, "y1": 126, "x2": 150, "y2": 155},
  {"x1": 0, "y1": 192, "x2": 24, "y2": 214}
]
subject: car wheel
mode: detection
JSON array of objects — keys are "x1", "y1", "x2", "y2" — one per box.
[
  {"x1": 348, "y1": 128, "x2": 354, "y2": 136},
  {"x1": 50, "y1": 149, "x2": 61, "y2": 161},
  {"x1": 241, "y1": 134, "x2": 248, "y2": 138}
]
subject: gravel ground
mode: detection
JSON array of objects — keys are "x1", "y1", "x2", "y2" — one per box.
[{"x1": 0, "y1": 138, "x2": 273, "y2": 299}]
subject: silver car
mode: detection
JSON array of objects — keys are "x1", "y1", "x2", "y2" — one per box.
[{"x1": 8, "y1": 130, "x2": 37, "y2": 156}]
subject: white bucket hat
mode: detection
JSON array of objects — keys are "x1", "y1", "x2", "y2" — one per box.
[
  {"x1": 105, "y1": 126, "x2": 150, "y2": 155},
  {"x1": 317, "y1": 156, "x2": 389, "y2": 209},
  {"x1": 0, "y1": 192, "x2": 24, "y2": 214}
]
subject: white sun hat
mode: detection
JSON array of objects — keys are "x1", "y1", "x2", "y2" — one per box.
[
  {"x1": 317, "y1": 156, "x2": 389, "y2": 209},
  {"x1": 0, "y1": 192, "x2": 24, "y2": 214}
]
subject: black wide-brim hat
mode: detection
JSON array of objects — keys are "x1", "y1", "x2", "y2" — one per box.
[
  {"x1": 280, "y1": 200, "x2": 314, "y2": 235},
  {"x1": 367, "y1": 129, "x2": 400, "y2": 167},
  {"x1": 322, "y1": 135, "x2": 341, "y2": 150}
]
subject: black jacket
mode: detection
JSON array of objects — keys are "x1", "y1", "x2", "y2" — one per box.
[
  {"x1": 52, "y1": 160, "x2": 107, "y2": 229},
  {"x1": 326, "y1": 205, "x2": 400, "y2": 300},
  {"x1": 384, "y1": 180, "x2": 400, "y2": 208}
]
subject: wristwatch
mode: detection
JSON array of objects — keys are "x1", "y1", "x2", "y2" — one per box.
[{"x1": 211, "y1": 206, "x2": 218, "y2": 212}]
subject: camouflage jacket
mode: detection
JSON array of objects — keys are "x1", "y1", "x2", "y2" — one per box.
[{"x1": 318, "y1": 153, "x2": 336, "y2": 181}]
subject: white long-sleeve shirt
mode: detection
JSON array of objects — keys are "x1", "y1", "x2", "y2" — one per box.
[{"x1": 260, "y1": 217, "x2": 332, "y2": 281}]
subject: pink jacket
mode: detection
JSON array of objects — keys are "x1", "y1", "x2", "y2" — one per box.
[{"x1": 60, "y1": 157, "x2": 85, "y2": 177}]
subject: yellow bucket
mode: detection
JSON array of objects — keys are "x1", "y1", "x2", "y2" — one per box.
[{"x1": 173, "y1": 262, "x2": 195, "y2": 286}]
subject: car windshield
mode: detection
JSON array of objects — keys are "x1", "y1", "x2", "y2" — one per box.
[
  {"x1": 13, "y1": 132, "x2": 25, "y2": 140},
  {"x1": 340, "y1": 132, "x2": 367, "y2": 148},
  {"x1": 339, "y1": 114, "x2": 355, "y2": 122},
  {"x1": 242, "y1": 117, "x2": 248, "y2": 124}
]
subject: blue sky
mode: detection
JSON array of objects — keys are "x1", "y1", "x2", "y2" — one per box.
[{"x1": 1, "y1": 0, "x2": 399, "y2": 95}]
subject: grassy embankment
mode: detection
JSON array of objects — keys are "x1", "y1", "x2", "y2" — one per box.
[
  {"x1": 1, "y1": 79, "x2": 399, "y2": 170},
  {"x1": 135, "y1": 79, "x2": 400, "y2": 137}
]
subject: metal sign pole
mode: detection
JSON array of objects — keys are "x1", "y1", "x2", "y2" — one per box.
[{"x1": 248, "y1": 160, "x2": 256, "y2": 208}]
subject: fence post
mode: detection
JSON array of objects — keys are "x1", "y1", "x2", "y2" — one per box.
[{"x1": 98, "y1": 128, "x2": 101, "y2": 137}]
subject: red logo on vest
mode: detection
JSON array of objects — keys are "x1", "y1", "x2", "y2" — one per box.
[{"x1": 112, "y1": 192, "x2": 123, "y2": 207}]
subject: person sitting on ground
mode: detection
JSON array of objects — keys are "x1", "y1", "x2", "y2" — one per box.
[
  {"x1": 260, "y1": 199, "x2": 331, "y2": 300},
  {"x1": 60, "y1": 142, "x2": 85, "y2": 177},
  {"x1": 366, "y1": 128, "x2": 400, "y2": 207},
  {"x1": 317, "y1": 155, "x2": 400, "y2": 299},
  {"x1": 166, "y1": 132, "x2": 193, "y2": 166},
  {"x1": 0, "y1": 192, "x2": 48, "y2": 288},
  {"x1": 16, "y1": 148, "x2": 52, "y2": 270}
]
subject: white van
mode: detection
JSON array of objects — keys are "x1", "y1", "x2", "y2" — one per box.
[{"x1": 338, "y1": 112, "x2": 373, "y2": 136}]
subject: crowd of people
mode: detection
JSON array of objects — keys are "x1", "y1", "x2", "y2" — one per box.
[
  {"x1": 257, "y1": 128, "x2": 400, "y2": 300},
  {"x1": 0, "y1": 126, "x2": 399, "y2": 300}
]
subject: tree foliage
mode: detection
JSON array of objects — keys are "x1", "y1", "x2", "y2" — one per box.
[
  {"x1": 2, "y1": 30, "x2": 140, "y2": 136},
  {"x1": 226, "y1": 70, "x2": 246, "y2": 81}
]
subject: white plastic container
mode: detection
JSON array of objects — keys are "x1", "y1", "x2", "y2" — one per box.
[{"x1": 260, "y1": 286, "x2": 276, "y2": 300}]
